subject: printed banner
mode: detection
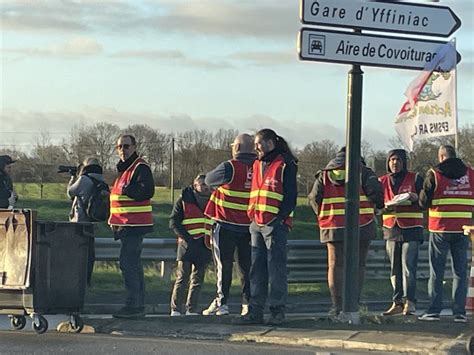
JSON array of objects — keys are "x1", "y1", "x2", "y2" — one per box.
[{"x1": 394, "y1": 43, "x2": 457, "y2": 152}]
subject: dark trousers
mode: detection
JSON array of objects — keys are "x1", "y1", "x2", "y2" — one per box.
[
  {"x1": 326, "y1": 239, "x2": 371, "y2": 312},
  {"x1": 427, "y1": 232, "x2": 468, "y2": 315},
  {"x1": 211, "y1": 224, "x2": 251, "y2": 306},
  {"x1": 119, "y1": 233, "x2": 145, "y2": 308},
  {"x1": 386, "y1": 240, "x2": 420, "y2": 303},
  {"x1": 249, "y1": 221, "x2": 288, "y2": 316},
  {"x1": 170, "y1": 261, "x2": 208, "y2": 313}
]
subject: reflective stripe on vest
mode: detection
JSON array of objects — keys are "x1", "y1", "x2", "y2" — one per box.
[
  {"x1": 247, "y1": 155, "x2": 293, "y2": 227},
  {"x1": 380, "y1": 172, "x2": 423, "y2": 229},
  {"x1": 108, "y1": 157, "x2": 154, "y2": 226},
  {"x1": 204, "y1": 160, "x2": 253, "y2": 226},
  {"x1": 318, "y1": 169, "x2": 374, "y2": 230},
  {"x1": 183, "y1": 201, "x2": 214, "y2": 238},
  {"x1": 428, "y1": 168, "x2": 474, "y2": 233}
]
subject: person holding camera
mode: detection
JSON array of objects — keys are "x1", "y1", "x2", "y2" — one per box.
[
  {"x1": 67, "y1": 158, "x2": 105, "y2": 222},
  {"x1": 0, "y1": 155, "x2": 18, "y2": 209},
  {"x1": 66, "y1": 157, "x2": 106, "y2": 288}
]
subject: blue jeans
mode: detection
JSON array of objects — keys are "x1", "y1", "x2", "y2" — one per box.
[
  {"x1": 119, "y1": 231, "x2": 145, "y2": 308},
  {"x1": 386, "y1": 240, "x2": 420, "y2": 303},
  {"x1": 427, "y1": 232, "x2": 468, "y2": 315},
  {"x1": 249, "y1": 221, "x2": 288, "y2": 315}
]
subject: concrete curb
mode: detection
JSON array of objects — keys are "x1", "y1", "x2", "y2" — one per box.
[{"x1": 84, "y1": 315, "x2": 471, "y2": 354}]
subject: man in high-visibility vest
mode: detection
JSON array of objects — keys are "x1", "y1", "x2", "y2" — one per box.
[
  {"x1": 379, "y1": 149, "x2": 424, "y2": 317},
  {"x1": 169, "y1": 175, "x2": 213, "y2": 316},
  {"x1": 109, "y1": 134, "x2": 155, "y2": 319},
  {"x1": 418, "y1": 145, "x2": 473, "y2": 323},
  {"x1": 308, "y1": 147, "x2": 384, "y2": 318},
  {"x1": 203, "y1": 134, "x2": 256, "y2": 317},
  {"x1": 237, "y1": 129, "x2": 297, "y2": 326}
]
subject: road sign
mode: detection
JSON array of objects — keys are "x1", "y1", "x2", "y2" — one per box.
[
  {"x1": 300, "y1": 0, "x2": 461, "y2": 38},
  {"x1": 298, "y1": 28, "x2": 461, "y2": 71}
]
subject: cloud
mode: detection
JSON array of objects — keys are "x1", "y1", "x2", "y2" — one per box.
[
  {"x1": 229, "y1": 50, "x2": 297, "y2": 66},
  {"x1": 1, "y1": 36, "x2": 103, "y2": 58},
  {"x1": 109, "y1": 49, "x2": 233, "y2": 69},
  {"x1": 0, "y1": 108, "x2": 394, "y2": 152}
]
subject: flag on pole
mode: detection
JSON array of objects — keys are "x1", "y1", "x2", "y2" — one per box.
[{"x1": 394, "y1": 42, "x2": 457, "y2": 152}]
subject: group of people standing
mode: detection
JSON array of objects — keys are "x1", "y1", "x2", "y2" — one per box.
[{"x1": 1, "y1": 131, "x2": 471, "y2": 325}]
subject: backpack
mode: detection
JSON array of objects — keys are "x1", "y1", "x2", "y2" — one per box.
[{"x1": 85, "y1": 176, "x2": 110, "y2": 222}]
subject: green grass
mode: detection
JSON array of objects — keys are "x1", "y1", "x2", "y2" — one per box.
[{"x1": 14, "y1": 183, "x2": 322, "y2": 239}]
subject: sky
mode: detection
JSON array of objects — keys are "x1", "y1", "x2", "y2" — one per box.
[{"x1": 1, "y1": 0, "x2": 473, "y2": 152}]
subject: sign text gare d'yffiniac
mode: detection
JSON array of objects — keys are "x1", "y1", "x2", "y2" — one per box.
[{"x1": 301, "y1": 0, "x2": 461, "y2": 37}]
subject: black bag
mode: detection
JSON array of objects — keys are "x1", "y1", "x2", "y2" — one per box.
[{"x1": 86, "y1": 176, "x2": 110, "y2": 222}]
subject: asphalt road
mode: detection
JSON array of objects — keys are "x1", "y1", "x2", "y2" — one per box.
[{"x1": 0, "y1": 315, "x2": 394, "y2": 354}]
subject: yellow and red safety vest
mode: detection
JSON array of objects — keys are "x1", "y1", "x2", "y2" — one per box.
[
  {"x1": 108, "y1": 157, "x2": 153, "y2": 226},
  {"x1": 428, "y1": 168, "x2": 474, "y2": 233},
  {"x1": 182, "y1": 201, "x2": 213, "y2": 249},
  {"x1": 248, "y1": 155, "x2": 293, "y2": 227},
  {"x1": 318, "y1": 169, "x2": 374, "y2": 230},
  {"x1": 380, "y1": 172, "x2": 423, "y2": 229},
  {"x1": 205, "y1": 159, "x2": 252, "y2": 226}
]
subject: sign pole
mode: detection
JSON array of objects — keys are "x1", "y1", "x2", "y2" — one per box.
[{"x1": 342, "y1": 59, "x2": 363, "y2": 324}]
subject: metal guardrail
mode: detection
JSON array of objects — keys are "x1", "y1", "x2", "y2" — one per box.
[{"x1": 94, "y1": 238, "x2": 471, "y2": 283}]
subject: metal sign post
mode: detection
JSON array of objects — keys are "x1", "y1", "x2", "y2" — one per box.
[{"x1": 343, "y1": 62, "x2": 363, "y2": 323}]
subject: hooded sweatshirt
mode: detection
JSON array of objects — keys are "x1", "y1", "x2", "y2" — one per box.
[
  {"x1": 419, "y1": 157, "x2": 469, "y2": 210},
  {"x1": 307, "y1": 148, "x2": 384, "y2": 243},
  {"x1": 382, "y1": 149, "x2": 424, "y2": 242}
]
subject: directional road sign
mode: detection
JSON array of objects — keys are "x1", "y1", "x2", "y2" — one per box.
[
  {"x1": 298, "y1": 28, "x2": 461, "y2": 71},
  {"x1": 300, "y1": 0, "x2": 461, "y2": 38}
]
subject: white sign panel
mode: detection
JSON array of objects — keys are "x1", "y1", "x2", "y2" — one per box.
[
  {"x1": 298, "y1": 28, "x2": 461, "y2": 70},
  {"x1": 300, "y1": 0, "x2": 461, "y2": 37}
]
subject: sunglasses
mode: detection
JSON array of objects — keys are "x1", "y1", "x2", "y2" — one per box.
[{"x1": 116, "y1": 144, "x2": 132, "y2": 150}]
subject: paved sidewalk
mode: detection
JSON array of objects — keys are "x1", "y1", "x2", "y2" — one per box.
[{"x1": 82, "y1": 313, "x2": 473, "y2": 354}]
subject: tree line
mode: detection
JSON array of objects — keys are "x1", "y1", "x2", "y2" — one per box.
[{"x1": 1, "y1": 123, "x2": 472, "y2": 196}]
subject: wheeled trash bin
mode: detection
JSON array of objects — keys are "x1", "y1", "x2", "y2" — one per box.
[{"x1": 0, "y1": 209, "x2": 93, "y2": 334}]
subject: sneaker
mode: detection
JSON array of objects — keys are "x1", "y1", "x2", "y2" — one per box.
[
  {"x1": 241, "y1": 304, "x2": 249, "y2": 316},
  {"x1": 267, "y1": 313, "x2": 285, "y2": 326},
  {"x1": 203, "y1": 300, "x2": 229, "y2": 316},
  {"x1": 112, "y1": 307, "x2": 145, "y2": 319},
  {"x1": 233, "y1": 312, "x2": 264, "y2": 325},
  {"x1": 202, "y1": 299, "x2": 218, "y2": 316},
  {"x1": 418, "y1": 313, "x2": 440, "y2": 321},
  {"x1": 453, "y1": 314, "x2": 467, "y2": 323},
  {"x1": 382, "y1": 302, "x2": 404, "y2": 316},
  {"x1": 185, "y1": 311, "x2": 199, "y2": 316},
  {"x1": 403, "y1": 300, "x2": 416, "y2": 316},
  {"x1": 170, "y1": 310, "x2": 181, "y2": 317}
]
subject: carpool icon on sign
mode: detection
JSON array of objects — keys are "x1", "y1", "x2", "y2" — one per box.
[{"x1": 309, "y1": 34, "x2": 325, "y2": 55}]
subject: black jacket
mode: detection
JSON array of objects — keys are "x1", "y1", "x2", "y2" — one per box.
[
  {"x1": 419, "y1": 157, "x2": 468, "y2": 210},
  {"x1": 308, "y1": 149, "x2": 384, "y2": 243},
  {"x1": 204, "y1": 152, "x2": 256, "y2": 233},
  {"x1": 382, "y1": 149, "x2": 424, "y2": 242},
  {"x1": 111, "y1": 152, "x2": 155, "y2": 237},
  {"x1": 0, "y1": 172, "x2": 13, "y2": 208},
  {"x1": 169, "y1": 186, "x2": 212, "y2": 264}
]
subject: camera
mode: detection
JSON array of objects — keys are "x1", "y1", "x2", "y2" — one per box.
[{"x1": 57, "y1": 165, "x2": 79, "y2": 175}]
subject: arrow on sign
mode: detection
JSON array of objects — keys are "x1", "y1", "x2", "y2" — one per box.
[
  {"x1": 300, "y1": 0, "x2": 461, "y2": 38},
  {"x1": 298, "y1": 28, "x2": 461, "y2": 71}
]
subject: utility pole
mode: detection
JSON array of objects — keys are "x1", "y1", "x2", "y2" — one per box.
[{"x1": 170, "y1": 137, "x2": 175, "y2": 203}]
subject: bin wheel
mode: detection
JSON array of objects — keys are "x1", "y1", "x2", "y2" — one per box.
[
  {"x1": 32, "y1": 316, "x2": 48, "y2": 334},
  {"x1": 69, "y1": 315, "x2": 84, "y2": 333},
  {"x1": 10, "y1": 316, "x2": 26, "y2": 330}
]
